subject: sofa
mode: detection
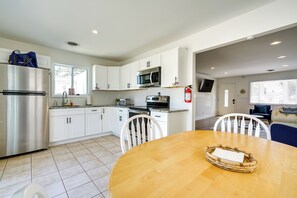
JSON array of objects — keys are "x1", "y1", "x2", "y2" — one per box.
[
  {"x1": 270, "y1": 122, "x2": 297, "y2": 147},
  {"x1": 250, "y1": 105, "x2": 272, "y2": 123},
  {"x1": 270, "y1": 107, "x2": 297, "y2": 147}
]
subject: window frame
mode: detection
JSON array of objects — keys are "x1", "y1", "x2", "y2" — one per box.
[
  {"x1": 249, "y1": 79, "x2": 297, "y2": 105},
  {"x1": 52, "y1": 63, "x2": 89, "y2": 97}
]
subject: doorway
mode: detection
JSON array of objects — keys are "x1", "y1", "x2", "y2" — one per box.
[{"x1": 218, "y1": 84, "x2": 236, "y2": 115}]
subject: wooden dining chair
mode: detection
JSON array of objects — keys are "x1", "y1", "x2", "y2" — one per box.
[
  {"x1": 213, "y1": 113, "x2": 271, "y2": 140},
  {"x1": 120, "y1": 114, "x2": 163, "y2": 153}
]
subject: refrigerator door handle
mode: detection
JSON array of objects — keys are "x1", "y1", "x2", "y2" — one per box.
[{"x1": 1, "y1": 90, "x2": 46, "y2": 96}]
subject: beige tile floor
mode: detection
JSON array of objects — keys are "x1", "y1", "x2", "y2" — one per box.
[{"x1": 0, "y1": 135, "x2": 122, "y2": 198}]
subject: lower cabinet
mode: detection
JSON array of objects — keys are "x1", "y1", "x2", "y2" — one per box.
[
  {"x1": 115, "y1": 108, "x2": 129, "y2": 136},
  {"x1": 49, "y1": 107, "x2": 129, "y2": 143},
  {"x1": 102, "y1": 107, "x2": 112, "y2": 133},
  {"x1": 151, "y1": 111, "x2": 188, "y2": 137},
  {"x1": 50, "y1": 109, "x2": 85, "y2": 143},
  {"x1": 86, "y1": 107, "x2": 102, "y2": 136}
]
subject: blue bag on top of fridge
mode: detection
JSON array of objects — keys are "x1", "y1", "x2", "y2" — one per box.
[{"x1": 9, "y1": 50, "x2": 38, "y2": 67}]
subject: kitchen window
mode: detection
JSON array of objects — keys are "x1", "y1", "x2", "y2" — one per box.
[
  {"x1": 53, "y1": 64, "x2": 88, "y2": 96},
  {"x1": 250, "y1": 79, "x2": 297, "y2": 105}
]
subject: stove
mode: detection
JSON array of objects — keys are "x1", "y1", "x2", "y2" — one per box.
[{"x1": 129, "y1": 95, "x2": 170, "y2": 117}]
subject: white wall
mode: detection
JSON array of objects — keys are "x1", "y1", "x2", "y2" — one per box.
[
  {"x1": 195, "y1": 73, "x2": 217, "y2": 120},
  {"x1": 217, "y1": 70, "x2": 297, "y2": 114}
]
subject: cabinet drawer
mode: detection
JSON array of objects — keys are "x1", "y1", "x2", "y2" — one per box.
[
  {"x1": 151, "y1": 112, "x2": 168, "y2": 122},
  {"x1": 117, "y1": 108, "x2": 128, "y2": 114},
  {"x1": 86, "y1": 107, "x2": 102, "y2": 114},
  {"x1": 50, "y1": 108, "x2": 85, "y2": 117}
]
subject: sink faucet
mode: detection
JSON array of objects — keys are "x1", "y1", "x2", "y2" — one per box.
[{"x1": 62, "y1": 91, "x2": 68, "y2": 106}]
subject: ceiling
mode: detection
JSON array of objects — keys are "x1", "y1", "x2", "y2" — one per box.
[
  {"x1": 0, "y1": 0, "x2": 275, "y2": 61},
  {"x1": 196, "y1": 26, "x2": 297, "y2": 78}
]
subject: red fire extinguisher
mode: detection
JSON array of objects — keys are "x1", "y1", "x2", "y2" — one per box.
[{"x1": 184, "y1": 85, "x2": 192, "y2": 103}]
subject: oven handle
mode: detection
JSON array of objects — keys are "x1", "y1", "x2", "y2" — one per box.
[{"x1": 129, "y1": 109, "x2": 150, "y2": 115}]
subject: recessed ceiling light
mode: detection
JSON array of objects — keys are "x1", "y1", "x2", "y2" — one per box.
[
  {"x1": 267, "y1": 69, "x2": 274, "y2": 72},
  {"x1": 210, "y1": 67, "x2": 215, "y2": 70},
  {"x1": 278, "y1": 56, "x2": 286, "y2": 59},
  {"x1": 65, "y1": 41, "x2": 80, "y2": 47},
  {"x1": 246, "y1": 35, "x2": 255, "y2": 40},
  {"x1": 282, "y1": 64, "x2": 289, "y2": 67},
  {"x1": 92, "y1": 30, "x2": 99, "y2": 34},
  {"x1": 224, "y1": 72, "x2": 228, "y2": 75},
  {"x1": 270, "y1": 41, "x2": 282, "y2": 45}
]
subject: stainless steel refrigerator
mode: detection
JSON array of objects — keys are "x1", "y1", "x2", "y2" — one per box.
[{"x1": 0, "y1": 64, "x2": 49, "y2": 157}]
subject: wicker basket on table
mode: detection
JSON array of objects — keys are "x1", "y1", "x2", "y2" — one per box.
[{"x1": 205, "y1": 145, "x2": 257, "y2": 173}]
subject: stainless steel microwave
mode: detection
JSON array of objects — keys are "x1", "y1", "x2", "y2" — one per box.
[{"x1": 137, "y1": 67, "x2": 161, "y2": 88}]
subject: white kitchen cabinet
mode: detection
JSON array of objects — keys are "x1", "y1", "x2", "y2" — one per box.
[
  {"x1": 161, "y1": 47, "x2": 188, "y2": 87},
  {"x1": 107, "y1": 67, "x2": 120, "y2": 90},
  {"x1": 50, "y1": 116, "x2": 68, "y2": 142},
  {"x1": 86, "y1": 107, "x2": 102, "y2": 136},
  {"x1": 92, "y1": 65, "x2": 108, "y2": 90},
  {"x1": 120, "y1": 64, "x2": 130, "y2": 90},
  {"x1": 68, "y1": 114, "x2": 85, "y2": 139},
  {"x1": 93, "y1": 65, "x2": 119, "y2": 90},
  {"x1": 139, "y1": 54, "x2": 161, "y2": 71},
  {"x1": 50, "y1": 108, "x2": 85, "y2": 143},
  {"x1": 151, "y1": 111, "x2": 188, "y2": 137},
  {"x1": 115, "y1": 108, "x2": 129, "y2": 136},
  {"x1": 120, "y1": 61, "x2": 139, "y2": 90},
  {"x1": 102, "y1": 107, "x2": 112, "y2": 133}
]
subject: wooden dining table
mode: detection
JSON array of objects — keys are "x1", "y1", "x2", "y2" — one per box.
[{"x1": 109, "y1": 130, "x2": 297, "y2": 198}]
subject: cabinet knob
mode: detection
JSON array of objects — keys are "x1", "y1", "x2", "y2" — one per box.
[
  {"x1": 66, "y1": 118, "x2": 68, "y2": 124},
  {"x1": 101, "y1": 115, "x2": 103, "y2": 120},
  {"x1": 147, "y1": 61, "x2": 150, "y2": 67},
  {"x1": 108, "y1": 84, "x2": 110, "y2": 89}
]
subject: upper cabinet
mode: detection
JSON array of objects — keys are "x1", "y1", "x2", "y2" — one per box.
[
  {"x1": 139, "y1": 54, "x2": 161, "y2": 71},
  {"x1": 107, "y1": 67, "x2": 120, "y2": 90},
  {"x1": 92, "y1": 65, "x2": 119, "y2": 90},
  {"x1": 161, "y1": 47, "x2": 188, "y2": 87},
  {"x1": 92, "y1": 65, "x2": 107, "y2": 90},
  {"x1": 120, "y1": 61, "x2": 139, "y2": 90}
]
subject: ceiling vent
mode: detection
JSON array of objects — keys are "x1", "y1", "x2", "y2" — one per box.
[{"x1": 65, "y1": 41, "x2": 80, "y2": 47}]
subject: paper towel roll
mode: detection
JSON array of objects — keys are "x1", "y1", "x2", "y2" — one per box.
[{"x1": 86, "y1": 95, "x2": 91, "y2": 105}]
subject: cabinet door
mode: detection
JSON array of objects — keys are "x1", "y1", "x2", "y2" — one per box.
[
  {"x1": 120, "y1": 65, "x2": 130, "y2": 89},
  {"x1": 161, "y1": 48, "x2": 179, "y2": 87},
  {"x1": 107, "y1": 67, "x2": 120, "y2": 90},
  {"x1": 86, "y1": 113, "x2": 102, "y2": 135},
  {"x1": 68, "y1": 114, "x2": 85, "y2": 139},
  {"x1": 93, "y1": 65, "x2": 108, "y2": 90},
  {"x1": 129, "y1": 61, "x2": 139, "y2": 89},
  {"x1": 115, "y1": 113, "x2": 128, "y2": 136},
  {"x1": 102, "y1": 107, "x2": 111, "y2": 133},
  {"x1": 139, "y1": 54, "x2": 161, "y2": 71},
  {"x1": 50, "y1": 116, "x2": 68, "y2": 142},
  {"x1": 158, "y1": 121, "x2": 168, "y2": 137}
]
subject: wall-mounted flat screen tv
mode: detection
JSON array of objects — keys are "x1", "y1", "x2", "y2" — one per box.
[{"x1": 199, "y1": 79, "x2": 214, "y2": 92}]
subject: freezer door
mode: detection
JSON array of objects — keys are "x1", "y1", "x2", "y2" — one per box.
[{"x1": 0, "y1": 64, "x2": 49, "y2": 92}]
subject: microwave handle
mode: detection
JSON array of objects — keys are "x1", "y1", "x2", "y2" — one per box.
[{"x1": 150, "y1": 72, "x2": 153, "y2": 84}]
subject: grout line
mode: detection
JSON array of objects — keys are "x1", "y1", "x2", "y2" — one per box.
[{"x1": 49, "y1": 147, "x2": 69, "y2": 198}]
